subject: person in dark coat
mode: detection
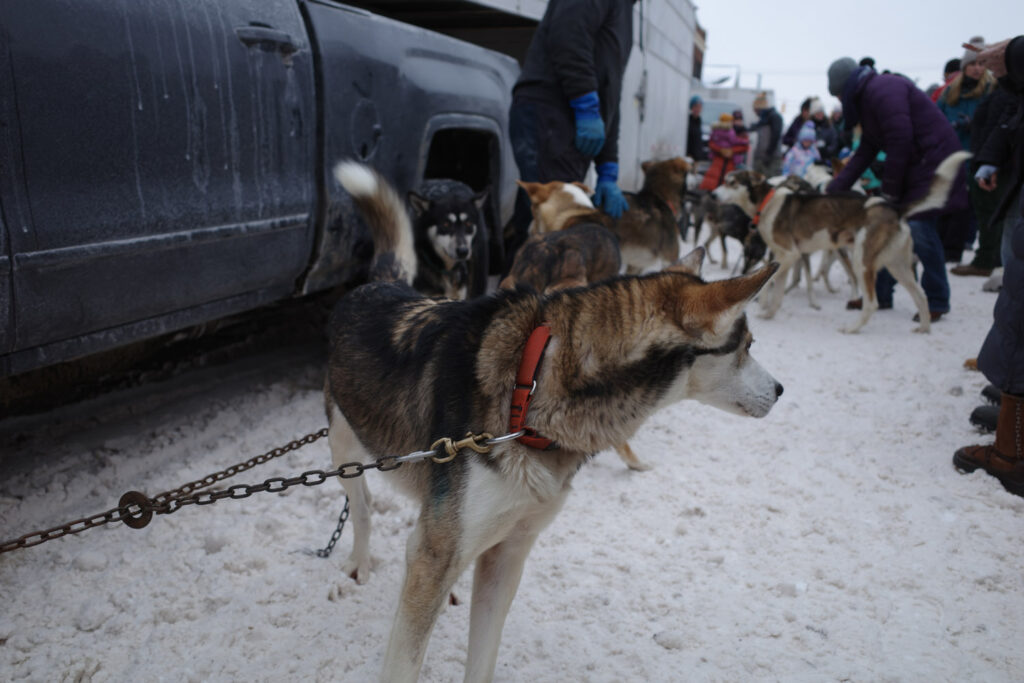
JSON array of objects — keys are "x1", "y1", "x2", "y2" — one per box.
[
  {"x1": 506, "y1": 0, "x2": 634, "y2": 262},
  {"x1": 686, "y1": 94, "x2": 707, "y2": 162},
  {"x1": 825, "y1": 58, "x2": 968, "y2": 320},
  {"x1": 955, "y1": 35, "x2": 1024, "y2": 496},
  {"x1": 781, "y1": 98, "x2": 812, "y2": 149},
  {"x1": 951, "y1": 84, "x2": 1018, "y2": 275},
  {"x1": 750, "y1": 92, "x2": 783, "y2": 176}
]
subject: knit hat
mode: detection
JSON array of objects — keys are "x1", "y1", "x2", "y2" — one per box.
[
  {"x1": 828, "y1": 57, "x2": 858, "y2": 97},
  {"x1": 961, "y1": 36, "x2": 986, "y2": 68},
  {"x1": 689, "y1": 94, "x2": 703, "y2": 109},
  {"x1": 718, "y1": 113, "x2": 734, "y2": 125},
  {"x1": 797, "y1": 122, "x2": 817, "y2": 143},
  {"x1": 809, "y1": 98, "x2": 825, "y2": 116},
  {"x1": 753, "y1": 92, "x2": 769, "y2": 110},
  {"x1": 732, "y1": 109, "x2": 744, "y2": 121}
]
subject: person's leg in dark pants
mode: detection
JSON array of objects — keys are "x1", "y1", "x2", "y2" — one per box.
[{"x1": 909, "y1": 215, "x2": 951, "y2": 314}]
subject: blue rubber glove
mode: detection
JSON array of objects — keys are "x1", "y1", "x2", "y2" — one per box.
[
  {"x1": 975, "y1": 164, "x2": 997, "y2": 182},
  {"x1": 569, "y1": 91, "x2": 605, "y2": 157},
  {"x1": 593, "y1": 162, "x2": 629, "y2": 219}
]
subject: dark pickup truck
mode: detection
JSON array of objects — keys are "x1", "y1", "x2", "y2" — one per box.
[{"x1": 0, "y1": 0, "x2": 521, "y2": 379}]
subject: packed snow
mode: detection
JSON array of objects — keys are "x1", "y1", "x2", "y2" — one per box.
[{"x1": 1, "y1": 254, "x2": 1022, "y2": 682}]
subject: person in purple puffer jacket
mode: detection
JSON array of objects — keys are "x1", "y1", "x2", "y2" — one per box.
[{"x1": 825, "y1": 58, "x2": 969, "y2": 321}]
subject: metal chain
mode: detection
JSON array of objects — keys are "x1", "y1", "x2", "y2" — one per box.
[
  {"x1": 306, "y1": 498, "x2": 350, "y2": 559},
  {"x1": 0, "y1": 428, "x2": 524, "y2": 555}
]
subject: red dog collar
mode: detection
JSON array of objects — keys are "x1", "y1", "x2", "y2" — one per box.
[
  {"x1": 509, "y1": 323, "x2": 557, "y2": 450},
  {"x1": 751, "y1": 188, "x2": 776, "y2": 226}
]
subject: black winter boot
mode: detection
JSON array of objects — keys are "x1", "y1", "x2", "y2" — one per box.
[{"x1": 970, "y1": 404, "x2": 998, "y2": 432}]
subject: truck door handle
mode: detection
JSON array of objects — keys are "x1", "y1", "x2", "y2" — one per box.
[{"x1": 235, "y1": 26, "x2": 299, "y2": 57}]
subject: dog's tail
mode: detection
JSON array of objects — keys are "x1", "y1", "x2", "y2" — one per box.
[
  {"x1": 902, "y1": 150, "x2": 971, "y2": 219},
  {"x1": 334, "y1": 160, "x2": 417, "y2": 285}
]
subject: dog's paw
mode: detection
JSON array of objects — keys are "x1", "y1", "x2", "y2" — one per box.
[
  {"x1": 342, "y1": 554, "x2": 372, "y2": 585},
  {"x1": 626, "y1": 460, "x2": 653, "y2": 472},
  {"x1": 912, "y1": 324, "x2": 931, "y2": 334},
  {"x1": 757, "y1": 310, "x2": 776, "y2": 320},
  {"x1": 809, "y1": 302, "x2": 821, "y2": 311},
  {"x1": 839, "y1": 325, "x2": 861, "y2": 334}
]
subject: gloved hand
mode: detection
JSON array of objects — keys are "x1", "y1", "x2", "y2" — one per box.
[
  {"x1": 975, "y1": 164, "x2": 998, "y2": 191},
  {"x1": 569, "y1": 91, "x2": 605, "y2": 157},
  {"x1": 593, "y1": 162, "x2": 629, "y2": 219}
]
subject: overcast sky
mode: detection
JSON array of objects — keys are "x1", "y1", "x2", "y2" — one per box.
[{"x1": 693, "y1": 1, "x2": 1024, "y2": 119}]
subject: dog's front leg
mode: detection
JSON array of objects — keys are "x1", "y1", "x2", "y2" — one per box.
[
  {"x1": 328, "y1": 408, "x2": 374, "y2": 584},
  {"x1": 759, "y1": 253, "x2": 796, "y2": 318},
  {"x1": 381, "y1": 516, "x2": 465, "y2": 683},
  {"x1": 465, "y1": 500, "x2": 564, "y2": 683},
  {"x1": 803, "y1": 255, "x2": 820, "y2": 310}
]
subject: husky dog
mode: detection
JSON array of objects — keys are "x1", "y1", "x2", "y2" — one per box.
[
  {"x1": 503, "y1": 179, "x2": 707, "y2": 472},
  {"x1": 327, "y1": 161, "x2": 782, "y2": 682},
  {"x1": 611, "y1": 157, "x2": 691, "y2": 273},
  {"x1": 408, "y1": 178, "x2": 489, "y2": 299},
  {"x1": 503, "y1": 179, "x2": 622, "y2": 294},
  {"x1": 714, "y1": 151, "x2": 969, "y2": 333},
  {"x1": 691, "y1": 192, "x2": 754, "y2": 269}
]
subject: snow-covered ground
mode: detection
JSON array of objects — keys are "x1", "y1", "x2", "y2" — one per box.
[{"x1": 1, "y1": 254, "x2": 1022, "y2": 682}]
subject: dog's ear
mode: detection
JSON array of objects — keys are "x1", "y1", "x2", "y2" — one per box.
[
  {"x1": 693, "y1": 263, "x2": 780, "y2": 337},
  {"x1": 673, "y1": 157, "x2": 691, "y2": 173},
  {"x1": 473, "y1": 188, "x2": 489, "y2": 211},
  {"x1": 571, "y1": 181, "x2": 593, "y2": 196},
  {"x1": 408, "y1": 191, "x2": 430, "y2": 215},
  {"x1": 517, "y1": 180, "x2": 545, "y2": 203},
  {"x1": 749, "y1": 171, "x2": 766, "y2": 186},
  {"x1": 641, "y1": 160, "x2": 653, "y2": 173},
  {"x1": 667, "y1": 247, "x2": 705, "y2": 277}
]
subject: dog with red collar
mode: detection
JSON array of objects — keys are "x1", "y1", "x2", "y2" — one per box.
[{"x1": 328, "y1": 161, "x2": 782, "y2": 683}]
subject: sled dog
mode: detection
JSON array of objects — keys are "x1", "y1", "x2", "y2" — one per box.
[
  {"x1": 713, "y1": 151, "x2": 969, "y2": 332},
  {"x1": 326, "y1": 161, "x2": 783, "y2": 682}
]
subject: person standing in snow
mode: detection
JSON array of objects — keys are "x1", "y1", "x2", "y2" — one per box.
[
  {"x1": 954, "y1": 35, "x2": 1024, "y2": 496},
  {"x1": 782, "y1": 123, "x2": 821, "y2": 178},
  {"x1": 687, "y1": 94, "x2": 707, "y2": 162},
  {"x1": 750, "y1": 92, "x2": 783, "y2": 176},
  {"x1": 505, "y1": 0, "x2": 634, "y2": 262},
  {"x1": 825, "y1": 57, "x2": 967, "y2": 323}
]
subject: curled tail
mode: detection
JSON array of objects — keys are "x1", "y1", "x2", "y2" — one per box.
[
  {"x1": 333, "y1": 161, "x2": 417, "y2": 285},
  {"x1": 902, "y1": 150, "x2": 971, "y2": 219}
]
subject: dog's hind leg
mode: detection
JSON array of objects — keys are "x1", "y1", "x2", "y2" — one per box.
[
  {"x1": 327, "y1": 404, "x2": 374, "y2": 585},
  {"x1": 886, "y1": 238, "x2": 931, "y2": 333},
  {"x1": 465, "y1": 498, "x2": 565, "y2": 683},
  {"x1": 614, "y1": 441, "x2": 652, "y2": 471},
  {"x1": 382, "y1": 512, "x2": 467, "y2": 683}
]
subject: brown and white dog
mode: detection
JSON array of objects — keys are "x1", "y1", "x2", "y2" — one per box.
[
  {"x1": 329, "y1": 161, "x2": 782, "y2": 682},
  {"x1": 611, "y1": 157, "x2": 691, "y2": 274},
  {"x1": 714, "y1": 151, "x2": 969, "y2": 332},
  {"x1": 503, "y1": 178, "x2": 697, "y2": 471}
]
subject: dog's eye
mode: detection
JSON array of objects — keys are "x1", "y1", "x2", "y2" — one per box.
[{"x1": 465, "y1": 223, "x2": 476, "y2": 235}]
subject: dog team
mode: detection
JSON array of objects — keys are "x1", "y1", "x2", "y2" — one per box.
[{"x1": 319, "y1": 2, "x2": 973, "y2": 680}]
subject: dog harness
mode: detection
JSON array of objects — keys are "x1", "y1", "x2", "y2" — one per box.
[
  {"x1": 751, "y1": 188, "x2": 776, "y2": 226},
  {"x1": 509, "y1": 323, "x2": 557, "y2": 450}
]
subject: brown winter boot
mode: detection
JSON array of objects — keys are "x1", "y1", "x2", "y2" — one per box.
[{"x1": 953, "y1": 392, "x2": 1024, "y2": 496}]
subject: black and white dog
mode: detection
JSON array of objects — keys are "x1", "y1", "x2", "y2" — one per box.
[{"x1": 408, "y1": 179, "x2": 489, "y2": 300}]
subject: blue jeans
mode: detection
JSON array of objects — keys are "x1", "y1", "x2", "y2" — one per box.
[{"x1": 877, "y1": 215, "x2": 950, "y2": 313}]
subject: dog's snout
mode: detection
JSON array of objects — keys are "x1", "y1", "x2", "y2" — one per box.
[
  {"x1": 775, "y1": 382, "x2": 784, "y2": 398},
  {"x1": 456, "y1": 245, "x2": 470, "y2": 259}
]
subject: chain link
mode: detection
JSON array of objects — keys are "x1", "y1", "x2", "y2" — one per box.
[{"x1": 0, "y1": 428, "x2": 523, "y2": 555}]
